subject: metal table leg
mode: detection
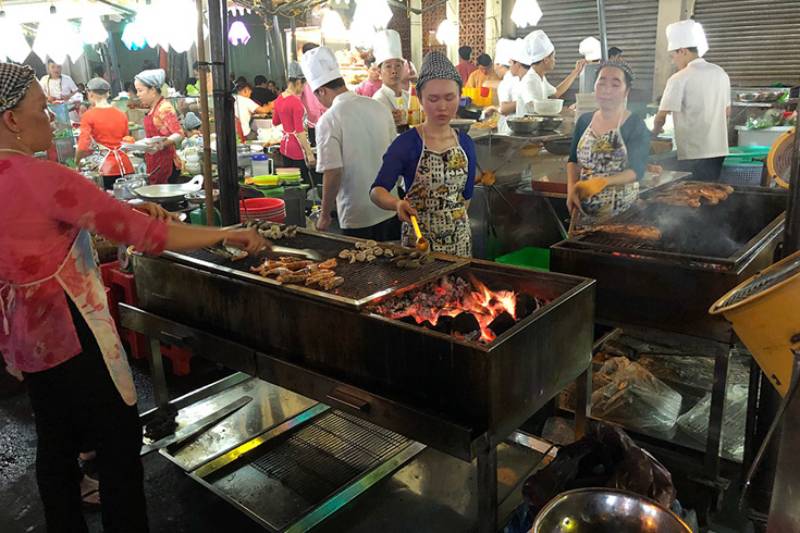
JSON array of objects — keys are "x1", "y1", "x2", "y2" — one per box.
[
  {"x1": 476, "y1": 445, "x2": 498, "y2": 533},
  {"x1": 574, "y1": 367, "x2": 592, "y2": 440},
  {"x1": 704, "y1": 345, "x2": 731, "y2": 477},
  {"x1": 144, "y1": 338, "x2": 178, "y2": 439}
]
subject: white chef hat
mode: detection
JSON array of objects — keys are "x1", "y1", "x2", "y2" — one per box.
[
  {"x1": 301, "y1": 46, "x2": 342, "y2": 92},
  {"x1": 525, "y1": 30, "x2": 555, "y2": 64},
  {"x1": 373, "y1": 29, "x2": 403, "y2": 66},
  {"x1": 494, "y1": 38, "x2": 516, "y2": 67},
  {"x1": 509, "y1": 38, "x2": 533, "y2": 66},
  {"x1": 666, "y1": 20, "x2": 709, "y2": 57},
  {"x1": 579, "y1": 37, "x2": 602, "y2": 62}
]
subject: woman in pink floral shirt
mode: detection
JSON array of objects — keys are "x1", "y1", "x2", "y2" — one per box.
[{"x1": 0, "y1": 62, "x2": 266, "y2": 533}]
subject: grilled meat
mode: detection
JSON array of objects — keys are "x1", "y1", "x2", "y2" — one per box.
[
  {"x1": 649, "y1": 182, "x2": 733, "y2": 208},
  {"x1": 583, "y1": 224, "x2": 663, "y2": 241}
]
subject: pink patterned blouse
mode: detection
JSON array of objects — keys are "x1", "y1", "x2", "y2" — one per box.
[{"x1": 0, "y1": 154, "x2": 167, "y2": 375}]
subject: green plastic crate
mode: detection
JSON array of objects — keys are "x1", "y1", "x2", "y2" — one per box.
[
  {"x1": 494, "y1": 247, "x2": 550, "y2": 271},
  {"x1": 726, "y1": 145, "x2": 770, "y2": 164}
]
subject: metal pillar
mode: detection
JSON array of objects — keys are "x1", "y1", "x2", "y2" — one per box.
[
  {"x1": 782, "y1": 124, "x2": 800, "y2": 256},
  {"x1": 596, "y1": 0, "x2": 608, "y2": 60},
  {"x1": 208, "y1": 0, "x2": 240, "y2": 225}
]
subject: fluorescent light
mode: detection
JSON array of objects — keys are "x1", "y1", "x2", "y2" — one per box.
[
  {"x1": 511, "y1": 0, "x2": 543, "y2": 28},
  {"x1": 0, "y1": 11, "x2": 31, "y2": 62},
  {"x1": 228, "y1": 20, "x2": 250, "y2": 46}
]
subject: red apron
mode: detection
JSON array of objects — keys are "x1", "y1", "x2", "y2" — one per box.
[{"x1": 143, "y1": 98, "x2": 177, "y2": 185}]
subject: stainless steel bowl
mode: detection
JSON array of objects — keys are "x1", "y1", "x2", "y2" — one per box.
[
  {"x1": 507, "y1": 117, "x2": 541, "y2": 135},
  {"x1": 450, "y1": 118, "x2": 476, "y2": 133},
  {"x1": 532, "y1": 488, "x2": 691, "y2": 533}
]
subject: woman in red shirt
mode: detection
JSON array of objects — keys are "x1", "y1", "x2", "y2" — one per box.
[
  {"x1": 133, "y1": 69, "x2": 184, "y2": 185},
  {"x1": 271, "y1": 61, "x2": 316, "y2": 186},
  {"x1": 0, "y1": 62, "x2": 266, "y2": 533},
  {"x1": 75, "y1": 77, "x2": 134, "y2": 190}
]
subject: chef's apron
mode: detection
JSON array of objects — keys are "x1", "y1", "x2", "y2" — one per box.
[
  {"x1": 0, "y1": 231, "x2": 137, "y2": 405},
  {"x1": 97, "y1": 141, "x2": 134, "y2": 183},
  {"x1": 576, "y1": 113, "x2": 639, "y2": 220},
  {"x1": 402, "y1": 127, "x2": 472, "y2": 257},
  {"x1": 143, "y1": 98, "x2": 177, "y2": 185}
]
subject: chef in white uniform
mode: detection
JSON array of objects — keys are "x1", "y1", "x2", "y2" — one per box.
[
  {"x1": 493, "y1": 38, "x2": 518, "y2": 134},
  {"x1": 372, "y1": 29, "x2": 410, "y2": 131},
  {"x1": 39, "y1": 59, "x2": 82, "y2": 121},
  {"x1": 302, "y1": 46, "x2": 400, "y2": 240},
  {"x1": 510, "y1": 30, "x2": 585, "y2": 117},
  {"x1": 652, "y1": 20, "x2": 731, "y2": 182}
]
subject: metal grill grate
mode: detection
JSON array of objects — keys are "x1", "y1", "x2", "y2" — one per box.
[
  {"x1": 179, "y1": 230, "x2": 460, "y2": 303},
  {"x1": 249, "y1": 411, "x2": 411, "y2": 505}
]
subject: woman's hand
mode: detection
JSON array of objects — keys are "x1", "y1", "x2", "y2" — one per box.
[
  {"x1": 395, "y1": 200, "x2": 418, "y2": 223},
  {"x1": 566, "y1": 190, "x2": 582, "y2": 216},
  {"x1": 134, "y1": 202, "x2": 182, "y2": 223},
  {"x1": 574, "y1": 177, "x2": 609, "y2": 200},
  {"x1": 222, "y1": 227, "x2": 270, "y2": 255},
  {"x1": 573, "y1": 59, "x2": 588, "y2": 74}
]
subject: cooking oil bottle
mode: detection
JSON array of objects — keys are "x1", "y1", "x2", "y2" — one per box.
[{"x1": 408, "y1": 88, "x2": 422, "y2": 126}]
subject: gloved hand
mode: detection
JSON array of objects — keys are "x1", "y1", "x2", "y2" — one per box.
[{"x1": 574, "y1": 177, "x2": 609, "y2": 200}]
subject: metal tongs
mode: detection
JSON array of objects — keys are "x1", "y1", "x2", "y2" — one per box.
[{"x1": 409, "y1": 215, "x2": 429, "y2": 252}]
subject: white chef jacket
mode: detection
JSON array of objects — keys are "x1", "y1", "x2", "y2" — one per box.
[
  {"x1": 372, "y1": 85, "x2": 410, "y2": 125},
  {"x1": 497, "y1": 71, "x2": 518, "y2": 134},
  {"x1": 659, "y1": 58, "x2": 731, "y2": 160},
  {"x1": 39, "y1": 74, "x2": 80, "y2": 101},
  {"x1": 514, "y1": 69, "x2": 556, "y2": 117},
  {"x1": 316, "y1": 91, "x2": 398, "y2": 229},
  {"x1": 234, "y1": 95, "x2": 260, "y2": 136}
]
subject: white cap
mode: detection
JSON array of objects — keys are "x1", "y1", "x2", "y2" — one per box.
[
  {"x1": 494, "y1": 38, "x2": 516, "y2": 67},
  {"x1": 579, "y1": 37, "x2": 602, "y2": 62},
  {"x1": 509, "y1": 38, "x2": 533, "y2": 65},
  {"x1": 373, "y1": 29, "x2": 403, "y2": 65},
  {"x1": 513, "y1": 30, "x2": 554, "y2": 65},
  {"x1": 666, "y1": 20, "x2": 709, "y2": 57},
  {"x1": 301, "y1": 46, "x2": 342, "y2": 92}
]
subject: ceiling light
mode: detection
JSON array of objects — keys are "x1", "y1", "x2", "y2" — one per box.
[
  {"x1": 33, "y1": 5, "x2": 84, "y2": 64},
  {"x1": 228, "y1": 20, "x2": 250, "y2": 46},
  {"x1": 352, "y1": 0, "x2": 392, "y2": 31},
  {"x1": 321, "y1": 8, "x2": 348, "y2": 41},
  {"x1": 0, "y1": 10, "x2": 31, "y2": 62},
  {"x1": 511, "y1": 0, "x2": 543, "y2": 28},
  {"x1": 435, "y1": 19, "x2": 458, "y2": 46}
]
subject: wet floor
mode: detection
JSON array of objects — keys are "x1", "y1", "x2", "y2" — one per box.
[{"x1": 0, "y1": 359, "x2": 266, "y2": 533}]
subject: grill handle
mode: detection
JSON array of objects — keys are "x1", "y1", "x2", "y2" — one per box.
[{"x1": 326, "y1": 387, "x2": 371, "y2": 413}]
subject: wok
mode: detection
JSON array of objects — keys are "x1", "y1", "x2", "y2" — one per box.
[{"x1": 134, "y1": 175, "x2": 204, "y2": 202}]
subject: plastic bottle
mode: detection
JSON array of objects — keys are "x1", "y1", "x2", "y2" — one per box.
[{"x1": 408, "y1": 88, "x2": 421, "y2": 126}]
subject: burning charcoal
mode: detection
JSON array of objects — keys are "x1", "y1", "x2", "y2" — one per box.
[
  {"x1": 452, "y1": 313, "x2": 480, "y2": 335},
  {"x1": 516, "y1": 293, "x2": 540, "y2": 318},
  {"x1": 398, "y1": 316, "x2": 419, "y2": 327},
  {"x1": 426, "y1": 316, "x2": 453, "y2": 334},
  {"x1": 489, "y1": 312, "x2": 517, "y2": 337}
]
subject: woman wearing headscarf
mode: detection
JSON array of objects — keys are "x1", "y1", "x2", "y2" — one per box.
[
  {"x1": 0, "y1": 62, "x2": 266, "y2": 533},
  {"x1": 133, "y1": 69, "x2": 184, "y2": 184},
  {"x1": 371, "y1": 52, "x2": 477, "y2": 257},
  {"x1": 272, "y1": 61, "x2": 316, "y2": 186},
  {"x1": 567, "y1": 60, "x2": 650, "y2": 221},
  {"x1": 75, "y1": 77, "x2": 134, "y2": 190}
]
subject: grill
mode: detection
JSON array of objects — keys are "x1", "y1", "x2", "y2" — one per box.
[
  {"x1": 175, "y1": 229, "x2": 460, "y2": 306},
  {"x1": 129, "y1": 229, "x2": 595, "y2": 461},
  {"x1": 551, "y1": 183, "x2": 787, "y2": 341}
]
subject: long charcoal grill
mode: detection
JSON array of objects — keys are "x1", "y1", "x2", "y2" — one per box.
[
  {"x1": 123, "y1": 228, "x2": 595, "y2": 531},
  {"x1": 551, "y1": 183, "x2": 786, "y2": 341},
  {"x1": 129, "y1": 228, "x2": 594, "y2": 457}
]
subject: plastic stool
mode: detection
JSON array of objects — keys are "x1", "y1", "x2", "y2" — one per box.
[
  {"x1": 160, "y1": 344, "x2": 193, "y2": 376},
  {"x1": 106, "y1": 265, "x2": 150, "y2": 360}
]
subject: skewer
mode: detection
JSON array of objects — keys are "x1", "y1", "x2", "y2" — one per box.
[{"x1": 568, "y1": 210, "x2": 580, "y2": 238}]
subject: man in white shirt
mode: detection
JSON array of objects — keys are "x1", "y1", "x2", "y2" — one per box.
[
  {"x1": 301, "y1": 46, "x2": 400, "y2": 240},
  {"x1": 372, "y1": 29, "x2": 410, "y2": 132},
  {"x1": 39, "y1": 60, "x2": 80, "y2": 103},
  {"x1": 508, "y1": 31, "x2": 585, "y2": 117},
  {"x1": 493, "y1": 38, "x2": 519, "y2": 133},
  {"x1": 233, "y1": 80, "x2": 272, "y2": 139},
  {"x1": 653, "y1": 20, "x2": 731, "y2": 182}
]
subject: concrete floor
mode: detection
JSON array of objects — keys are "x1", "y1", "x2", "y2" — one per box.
[{"x1": 0, "y1": 359, "x2": 267, "y2": 533}]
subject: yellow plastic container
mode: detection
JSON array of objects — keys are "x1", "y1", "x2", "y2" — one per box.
[{"x1": 709, "y1": 251, "x2": 800, "y2": 397}]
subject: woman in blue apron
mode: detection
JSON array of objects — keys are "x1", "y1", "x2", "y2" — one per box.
[
  {"x1": 566, "y1": 60, "x2": 650, "y2": 222},
  {"x1": 0, "y1": 63, "x2": 267, "y2": 533},
  {"x1": 371, "y1": 51, "x2": 477, "y2": 256}
]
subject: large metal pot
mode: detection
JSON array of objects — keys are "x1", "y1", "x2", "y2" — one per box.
[
  {"x1": 133, "y1": 175, "x2": 204, "y2": 203},
  {"x1": 533, "y1": 488, "x2": 691, "y2": 533}
]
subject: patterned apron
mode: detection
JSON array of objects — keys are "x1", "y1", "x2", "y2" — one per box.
[
  {"x1": 401, "y1": 127, "x2": 472, "y2": 257},
  {"x1": 0, "y1": 231, "x2": 137, "y2": 405},
  {"x1": 576, "y1": 113, "x2": 640, "y2": 221},
  {"x1": 143, "y1": 98, "x2": 177, "y2": 185}
]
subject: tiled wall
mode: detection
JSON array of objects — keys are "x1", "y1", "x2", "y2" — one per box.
[
  {"x1": 422, "y1": 2, "x2": 447, "y2": 56},
  {"x1": 388, "y1": 3, "x2": 412, "y2": 60}
]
